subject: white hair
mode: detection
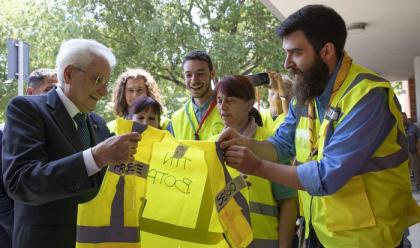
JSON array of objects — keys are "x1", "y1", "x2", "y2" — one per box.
[{"x1": 56, "y1": 39, "x2": 116, "y2": 86}]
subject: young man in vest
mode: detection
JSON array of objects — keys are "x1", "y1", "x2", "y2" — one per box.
[
  {"x1": 219, "y1": 5, "x2": 419, "y2": 248},
  {"x1": 167, "y1": 50, "x2": 224, "y2": 140}
]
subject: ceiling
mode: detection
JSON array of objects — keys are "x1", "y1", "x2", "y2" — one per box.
[{"x1": 260, "y1": 0, "x2": 420, "y2": 81}]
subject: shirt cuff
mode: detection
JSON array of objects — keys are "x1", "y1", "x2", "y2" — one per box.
[
  {"x1": 83, "y1": 149, "x2": 101, "y2": 176},
  {"x1": 296, "y1": 161, "x2": 323, "y2": 196}
]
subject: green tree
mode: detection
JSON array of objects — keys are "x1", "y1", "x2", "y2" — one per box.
[{"x1": 0, "y1": 0, "x2": 284, "y2": 122}]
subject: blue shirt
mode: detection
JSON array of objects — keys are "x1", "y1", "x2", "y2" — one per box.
[{"x1": 268, "y1": 66, "x2": 395, "y2": 196}]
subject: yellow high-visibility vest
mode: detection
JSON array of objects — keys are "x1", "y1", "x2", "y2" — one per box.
[
  {"x1": 171, "y1": 99, "x2": 224, "y2": 140},
  {"x1": 211, "y1": 126, "x2": 279, "y2": 247},
  {"x1": 295, "y1": 62, "x2": 420, "y2": 247},
  {"x1": 76, "y1": 118, "x2": 173, "y2": 248},
  {"x1": 77, "y1": 118, "x2": 253, "y2": 248},
  {"x1": 140, "y1": 139, "x2": 253, "y2": 248}
]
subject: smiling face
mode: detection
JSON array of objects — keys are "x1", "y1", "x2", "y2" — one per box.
[
  {"x1": 125, "y1": 78, "x2": 147, "y2": 107},
  {"x1": 183, "y1": 59, "x2": 215, "y2": 106},
  {"x1": 63, "y1": 55, "x2": 111, "y2": 113}
]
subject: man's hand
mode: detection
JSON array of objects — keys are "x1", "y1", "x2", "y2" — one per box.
[
  {"x1": 91, "y1": 132, "x2": 140, "y2": 168},
  {"x1": 224, "y1": 145, "x2": 263, "y2": 176},
  {"x1": 218, "y1": 127, "x2": 252, "y2": 150}
]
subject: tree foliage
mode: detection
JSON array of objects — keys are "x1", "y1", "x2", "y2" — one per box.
[{"x1": 0, "y1": 0, "x2": 284, "y2": 122}]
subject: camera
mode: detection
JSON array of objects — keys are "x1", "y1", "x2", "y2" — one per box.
[{"x1": 245, "y1": 72, "x2": 270, "y2": 86}]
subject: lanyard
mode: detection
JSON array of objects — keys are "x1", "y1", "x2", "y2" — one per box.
[
  {"x1": 184, "y1": 99, "x2": 217, "y2": 140},
  {"x1": 307, "y1": 52, "x2": 353, "y2": 159}
]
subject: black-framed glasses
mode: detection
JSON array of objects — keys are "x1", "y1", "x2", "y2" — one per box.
[{"x1": 75, "y1": 67, "x2": 108, "y2": 87}]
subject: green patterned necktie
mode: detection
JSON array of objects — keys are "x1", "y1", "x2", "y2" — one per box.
[{"x1": 73, "y1": 113, "x2": 91, "y2": 149}]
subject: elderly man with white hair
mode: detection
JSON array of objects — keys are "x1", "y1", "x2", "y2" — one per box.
[{"x1": 2, "y1": 39, "x2": 140, "y2": 248}]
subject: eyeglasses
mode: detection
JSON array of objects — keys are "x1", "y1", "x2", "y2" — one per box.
[{"x1": 75, "y1": 67, "x2": 109, "y2": 87}]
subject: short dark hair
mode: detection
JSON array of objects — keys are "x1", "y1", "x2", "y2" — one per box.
[
  {"x1": 127, "y1": 95, "x2": 163, "y2": 123},
  {"x1": 215, "y1": 75, "x2": 262, "y2": 126},
  {"x1": 28, "y1": 68, "x2": 55, "y2": 89},
  {"x1": 182, "y1": 50, "x2": 214, "y2": 71},
  {"x1": 276, "y1": 5, "x2": 347, "y2": 57}
]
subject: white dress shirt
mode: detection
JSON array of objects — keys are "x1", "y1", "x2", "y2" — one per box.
[{"x1": 56, "y1": 87, "x2": 101, "y2": 176}]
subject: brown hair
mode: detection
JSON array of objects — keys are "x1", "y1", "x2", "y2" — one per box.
[
  {"x1": 215, "y1": 75, "x2": 262, "y2": 126},
  {"x1": 112, "y1": 68, "x2": 162, "y2": 117}
]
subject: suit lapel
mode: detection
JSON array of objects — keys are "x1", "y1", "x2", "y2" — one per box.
[{"x1": 46, "y1": 89, "x2": 84, "y2": 151}]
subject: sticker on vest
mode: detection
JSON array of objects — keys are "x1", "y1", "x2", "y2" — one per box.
[
  {"x1": 215, "y1": 175, "x2": 248, "y2": 211},
  {"x1": 108, "y1": 160, "x2": 149, "y2": 178}
]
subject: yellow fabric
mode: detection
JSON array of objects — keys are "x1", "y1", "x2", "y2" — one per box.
[
  {"x1": 271, "y1": 113, "x2": 285, "y2": 133},
  {"x1": 76, "y1": 118, "x2": 173, "y2": 248},
  {"x1": 160, "y1": 116, "x2": 170, "y2": 130},
  {"x1": 141, "y1": 139, "x2": 252, "y2": 248},
  {"x1": 79, "y1": 118, "x2": 252, "y2": 248},
  {"x1": 171, "y1": 99, "x2": 224, "y2": 140},
  {"x1": 294, "y1": 57, "x2": 420, "y2": 247},
  {"x1": 107, "y1": 116, "x2": 170, "y2": 133},
  {"x1": 210, "y1": 126, "x2": 278, "y2": 244},
  {"x1": 259, "y1": 108, "x2": 274, "y2": 131},
  {"x1": 247, "y1": 127, "x2": 278, "y2": 242},
  {"x1": 106, "y1": 119, "x2": 116, "y2": 133}
]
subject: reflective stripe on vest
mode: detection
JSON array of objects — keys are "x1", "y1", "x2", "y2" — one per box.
[
  {"x1": 140, "y1": 141, "x2": 227, "y2": 246},
  {"x1": 77, "y1": 176, "x2": 139, "y2": 243},
  {"x1": 171, "y1": 99, "x2": 224, "y2": 140},
  {"x1": 249, "y1": 127, "x2": 279, "y2": 246},
  {"x1": 295, "y1": 62, "x2": 419, "y2": 247},
  {"x1": 215, "y1": 143, "x2": 254, "y2": 248},
  {"x1": 76, "y1": 119, "x2": 168, "y2": 247},
  {"x1": 138, "y1": 140, "x2": 252, "y2": 247}
]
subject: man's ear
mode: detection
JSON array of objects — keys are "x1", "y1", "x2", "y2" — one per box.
[
  {"x1": 63, "y1": 65, "x2": 74, "y2": 85},
  {"x1": 210, "y1": 69, "x2": 216, "y2": 80},
  {"x1": 319, "y1": 42, "x2": 336, "y2": 62},
  {"x1": 26, "y1": 87, "x2": 33, "y2": 95}
]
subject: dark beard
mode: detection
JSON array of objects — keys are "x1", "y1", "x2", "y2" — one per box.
[{"x1": 290, "y1": 56, "x2": 329, "y2": 107}]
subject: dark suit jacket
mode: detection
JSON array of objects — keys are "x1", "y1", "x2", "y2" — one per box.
[
  {"x1": 2, "y1": 89, "x2": 111, "y2": 248},
  {"x1": 0, "y1": 130, "x2": 12, "y2": 248}
]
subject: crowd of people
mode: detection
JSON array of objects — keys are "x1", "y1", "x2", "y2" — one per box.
[{"x1": 1, "y1": 4, "x2": 419, "y2": 248}]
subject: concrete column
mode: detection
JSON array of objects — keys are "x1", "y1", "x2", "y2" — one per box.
[{"x1": 415, "y1": 57, "x2": 420, "y2": 122}]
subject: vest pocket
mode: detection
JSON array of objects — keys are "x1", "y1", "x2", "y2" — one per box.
[{"x1": 322, "y1": 176, "x2": 376, "y2": 232}]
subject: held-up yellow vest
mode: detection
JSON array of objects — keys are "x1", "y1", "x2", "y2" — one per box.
[
  {"x1": 76, "y1": 118, "x2": 173, "y2": 248},
  {"x1": 295, "y1": 63, "x2": 420, "y2": 248},
  {"x1": 171, "y1": 99, "x2": 224, "y2": 140},
  {"x1": 77, "y1": 118, "x2": 253, "y2": 248},
  {"x1": 140, "y1": 139, "x2": 253, "y2": 248},
  {"x1": 211, "y1": 126, "x2": 279, "y2": 247}
]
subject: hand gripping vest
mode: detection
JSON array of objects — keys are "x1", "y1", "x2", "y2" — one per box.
[
  {"x1": 294, "y1": 60, "x2": 420, "y2": 247},
  {"x1": 76, "y1": 118, "x2": 173, "y2": 248},
  {"x1": 211, "y1": 126, "x2": 279, "y2": 248},
  {"x1": 77, "y1": 118, "x2": 253, "y2": 248},
  {"x1": 140, "y1": 139, "x2": 253, "y2": 248}
]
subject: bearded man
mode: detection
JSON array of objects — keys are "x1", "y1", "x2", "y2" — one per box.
[{"x1": 218, "y1": 4, "x2": 419, "y2": 248}]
